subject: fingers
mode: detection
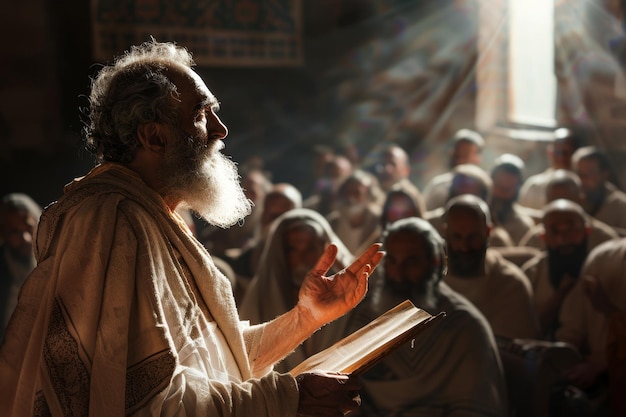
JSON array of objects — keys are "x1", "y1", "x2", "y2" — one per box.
[
  {"x1": 339, "y1": 393, "x2": 361, "y2": 417},
  {"x1": 346, "y1": 243, "x2": 385, "y2": 276},
  {"x1": 297, "y1": 372, "x2": 363, "y2": 417},
  {"x1": 312, "y1": 244, "x2": 339, "y2": 276},
  {"x1": 352, "y1": 264, "x2": 370, "y2": 300},
  {"x1": 368, "y1": 250, "x2": 385, "y2": 273},
  {"x1": 327, "y1": 375, "x2": 362, "y2": 416},
  {"x1": 331, "y1": 373, "x2": 361, "y2": 390}
]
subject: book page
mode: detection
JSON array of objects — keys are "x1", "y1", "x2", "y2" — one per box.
[{"x1": 290, "y1": 300, "x2": 445, "y2": 376}]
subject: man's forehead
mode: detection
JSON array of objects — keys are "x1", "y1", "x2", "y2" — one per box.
[
  {"x1": 172, "y1": 66, "x2": 218, "y2": 105},
  {"x1": 387, "y1": 230, "x2": 426, "y2": 246},
  {"x1": 446, "y1": 216, "x2": 485, "y2": 231},
  {"x1": 447, "y1": 212, "x2": 484, "y2": 227},
  {"x1": 454, "y1": 141, "x2": 478, "y2": 152},
  {"x1": 577, "y1": 158, "x2": 601, "y2": 171},
  {"x1": 447, "y1": 203, "x2": 486, "y2": 219},
  {"x1": 187, "y1": 70, "x2": 212, "y2": 94},
  {"x1": 544, "y1": 210, "x2": 584, "y2": 225},
  {"x1": 493, "y1": 170, "x2": 518, "y2": 181},
  {"x1": 553, "y1": 139, "x2": 574, "y2": 152}
]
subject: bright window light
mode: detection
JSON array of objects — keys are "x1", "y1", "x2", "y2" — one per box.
[{"x1": 509, "y1": 0, "x2": 557, "y2": 127}]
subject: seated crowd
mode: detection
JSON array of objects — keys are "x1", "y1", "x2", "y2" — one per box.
[{"x1": 2, "y1": 127, "x2": 625, "y2": 417}]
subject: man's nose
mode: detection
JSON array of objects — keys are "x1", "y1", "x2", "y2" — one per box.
[
  {"x1": 455, "y1": 239, "x2": 470, "y2": 252},
  {"x1": 208, "y1": 112, "x2": 228, "y2": 141},
  {"x1": 21, "y1": 231, "x2": 33, "y2": 244},
  {"x1": 552, "y1": 232, "x2": 568, "y2": 246}
]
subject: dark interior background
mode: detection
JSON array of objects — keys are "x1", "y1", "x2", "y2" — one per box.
[{"x1": 1, "y1": 0, "x2": 624, "y2": 207}]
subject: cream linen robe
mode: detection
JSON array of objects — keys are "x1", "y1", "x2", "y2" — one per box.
[
  {"x1": 444, "y1": 249, "x2": 539, "y2": 340},
  {"x1": 349, "y1": 281, "x2": 508, "y2": 417},
  {"x1": 0, "y1": 163, "x2": 298, "y2": 417}
]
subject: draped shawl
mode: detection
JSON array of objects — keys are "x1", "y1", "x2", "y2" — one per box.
[{"x1": 0, "y1": 163, "x2": 298, "y2": 417}]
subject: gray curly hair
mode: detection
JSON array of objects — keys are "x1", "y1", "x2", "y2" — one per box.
[{"x1": 84, "y1": 40, "x2": 195, "y2": 163}]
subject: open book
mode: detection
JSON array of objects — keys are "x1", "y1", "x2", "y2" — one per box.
[{"x1": 290, "y1": 300, "x2": 446, "y2": 376}]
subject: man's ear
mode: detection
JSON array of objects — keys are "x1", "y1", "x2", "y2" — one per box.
[
  {"x1": 137, "y1": 122, "x2": 168, "y2": 155},
  {"x1": 486, "y1": 224, "x2": 492, "y2": 238}
]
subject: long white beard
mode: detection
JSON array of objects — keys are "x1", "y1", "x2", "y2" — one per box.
[{"x1": 163, "y1": 138, "x2": 253, "y2": 228}]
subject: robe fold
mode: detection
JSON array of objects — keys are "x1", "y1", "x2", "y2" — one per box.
[
  {"x1": 349, "y1": 282, "x2": 508, "y2": 417},
  {"x1": 0, "y1": 163, "x2": 298, "y2": 417}
]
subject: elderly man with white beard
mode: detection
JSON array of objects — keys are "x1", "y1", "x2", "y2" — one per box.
[
  {"x1": 348, "y1": 217, "x2": 507, "y2": 417},
  {"x1": 0, "y1": 40, "x2": 384, "y2": 417}
]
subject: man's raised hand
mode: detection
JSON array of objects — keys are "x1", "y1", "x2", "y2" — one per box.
[{"x1": 297, "y1": 243, "x2": 384, "y2": 326}]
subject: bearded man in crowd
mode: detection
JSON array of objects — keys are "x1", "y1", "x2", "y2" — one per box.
[
  {"x1": 572, "y1": 146, "x2": 626, "y2": 235},
  {"x1": 443, "y1": 195, "x2": 539, "y2": 340},
  {"x1": 0, "y1": 193, "x2": 42, "y2": 340},
  {"x1": 522, "y1": 199, "x2": 590, "y2": 339},
  {"x1": 348, "y1": 217, "x2": 507, "y2": 416},
  {"x1": 489, "y1": 154, "x2": 537, "y2": 245}
]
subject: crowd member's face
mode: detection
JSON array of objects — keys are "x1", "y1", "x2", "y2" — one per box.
[
  {"x1": 329, "y1": 157, "x2": 352, "y2": 181},
  {"x1": 341, "y1": 179, "x2": 369, "y2": 206},
  {"x1": 379, "y1": 149, "x2": 409, "y2": 188},
  {"x1": 545, "y1": 184, "x2": 583, "y2": 204},
  {"x1": 575, "y1": 158, "x2": 607, "y2": 196},
  {"x1": 314, "y1": 151, "x2": 334, "y2": 179},
  {"x1": 550, "y1": 139, "x2": 575, "y2": 170},
  {"x1": 384, "y1": 194, "x2": 419, "y2": 225},
  {"x1": 1, "y1": 210, "x2": 37, "y2": 262},
  {"x1": 241, "y1": 171, "x2": 268, "y2": 204},
  {"x1": 239, "y1": 171, "x2": 267, "y2": 231},
  {"x1": 384, "y1": 231, "x2": 434, "y2": 294},
  {"x1": 449, "y1": 176, "x2": 484, "y2": 200},
  {"x1": 261, "y1": 194, "x2": 296, "y2": 229},
  {"x1": 450, "y1": 142, "x2": 480, "y2": 167},
  {"x1": 161, "y1": 67, "x2": 252, "y2": 228},
  {"x1": 491, "y1": 170, "x2": 520, "y2": 204},
  {"x1": 338, "y1": 179, "x2": 370, "y2": 220},
  {"x1": 543, "y1": 211, "x2": 587, "y2": 255},
  {"x1": 284, "y1": 224, "x2": 326, "y2": 287},
  {"x1": 445, "y1": 209, "x2": 489, "y2": 277}
]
